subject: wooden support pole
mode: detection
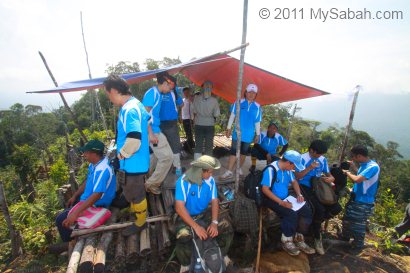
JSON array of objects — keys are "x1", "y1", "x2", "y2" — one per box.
[
  {"x1": 110, "y1": 233, "x2": 126, "y2": 273},
  {"x1": 234, "y1": 0, "x2": 249, "y2": 193},
  {"x1": 126, "y1": 215, "x2": 139, "y2": 265},
  {"x1": 70, "y1": 215, "x2": 170, "y2": 238},
  {"x1": 66, "y1": 238, "x2": 85, "y2": 273},
  {"x1": 155, "y1": 195, "x2": 171, "y2": 249},
  {"x1": 79, "y1": 236, "x2": 97, "y2": 273},
  {"x1": 38, "y1": 51, "x2": 88, "y2": 144},
  {"x1": 139, "y1": 227, "x2": 151, "y2": 257},
  {"x1": 339, "y1": 85, "x2": 361, "y2": 164},
  {"x1": 0, "y1": 181, "x2": 23, "y2": 258}
]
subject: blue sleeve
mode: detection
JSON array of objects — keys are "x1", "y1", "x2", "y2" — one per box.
[
  {"x1": 176, "y1": 95, "x2": 183, "y2": 106},
  {"x1": 125, "y1": 109, "x2": 142, "y2": 134},
  {"x1": 279, "y1": 135, "x2": 288, "y2": 145},
  {"x1": 259, "y1": 132, "x2": 266, "y2": 144},
  {"x1": 260, "y1": 168, "x2": 273, "y2": 187},
  {"x1": 175, "y1": 177, "x2": 186, "y2": 202},
  {"x1": 93, "y1": 169, "x2": 110, "y2": 193},
  {"x1": 211, "y1": 178, "x2": 217, "y2": 199},
  {"x1": 142, "y1": 89, "x2": 155, "y2": 108},
  {"x1": 256, "y1": 106, "x2": 262, "y2": 122},
  {"x1": 361, "y1": 165, "x2": 379, "y2": 180},
  {"x1": 323, "y1": 158, "x2": 330, "y2": 173}
]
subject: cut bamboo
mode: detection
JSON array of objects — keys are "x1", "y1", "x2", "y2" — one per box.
[
  {"x1": 66, "y1": 238, "x2": 85, "y2": 273},
  {"x1": 78, "y1": 236, "x2": 97, "y2": 273}
]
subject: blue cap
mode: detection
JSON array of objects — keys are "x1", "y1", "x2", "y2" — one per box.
[{"x1": 283, "y1": 150, "x2": 305, "y2": 171}]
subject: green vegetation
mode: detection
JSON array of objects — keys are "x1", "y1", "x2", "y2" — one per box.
[{"x1": 0, "y1": 58, "x2": 409, "y2": 271}]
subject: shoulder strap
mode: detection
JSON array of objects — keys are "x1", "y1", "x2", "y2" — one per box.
[{"x1": 261, "y1": 164, "x2": 277, "y2": 191}]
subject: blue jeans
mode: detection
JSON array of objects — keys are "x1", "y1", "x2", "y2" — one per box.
[
  {"x1": 55, "y1": 209, "x2": 73, "y2": 242},
  {"x1": 263, "y1": 196, "x2": 312, "y2": 237}
]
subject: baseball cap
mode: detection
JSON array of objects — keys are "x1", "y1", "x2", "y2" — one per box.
[
  {"x1": 79, "y1": 139, "x2": 105, "y2": 153},
  {"x1": 246, "y1": 83, "x2": 258, "y2": 93},
  {"x1": 191, "y1": 155, "x2": 221, "y2": 170},
  {"x1": 283, "y1": 150, "x2": 305, "y2": 171},
  {"x1": 268, "y1": 121, "x2": 279, "y2": 129}
]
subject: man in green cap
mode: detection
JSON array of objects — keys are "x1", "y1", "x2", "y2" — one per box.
[{"x1": 174, "y1": 155, "x2": 233, "y2": 272}]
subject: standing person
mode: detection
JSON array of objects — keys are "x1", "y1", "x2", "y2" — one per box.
[
  {"x1": 295, "y1": 140, "x2": 342, "y2": 255},
  {"x1": 249, "y1": 121, "x2": 288, "y2": 173},
  {"x1": 340, "y1": 145, "x2": 380, "y2": 251},
  {"x1": 104, "y1": 74, "x2": 151, "y2": 236},
  {"x1": 181, "y1": 87, "x2": 195, "y2": 152},
  {"x1": 142, "y1": 71, "x2": 174, "y2": 195},
  {"x1": 261, "y1": 150, "x2": 315, "y2": 256},
  {"x1": 174, "y1": 155, "x2": 233, "y2": 273},
  {"x1": 55, "y1": 140, "x2": 116, "y2": 242},
  {"x1": 192, "y1": 81, "x2": 220, "y2": 160},
  {"x1": 159, "y1": 75, "x2": 184, "y2": 177},
  {"x1": 219, "y1": 84, "x2": 262, "y2": 180}
]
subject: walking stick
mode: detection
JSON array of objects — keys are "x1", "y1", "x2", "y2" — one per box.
[{"x1": 255, "y1": 208, "x2": 263, "y2": 273}]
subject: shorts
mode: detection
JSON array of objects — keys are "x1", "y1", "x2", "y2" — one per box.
[{"x1": 230, "y1": 140, "x2": 251, "y2": 156}]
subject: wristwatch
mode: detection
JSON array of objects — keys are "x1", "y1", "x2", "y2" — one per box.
[
  {"x1": 212, "y1": 220, "x2": 219, "y2": 225},
  {"x1": 298, "y1": 194, "x2": 303, "y2": 197}
]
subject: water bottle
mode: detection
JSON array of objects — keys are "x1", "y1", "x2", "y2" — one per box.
[
  {"x1": 255, "y1": 186, "x2": 262, "y2": 206},
  {"x1": 224, "y1": 188, "x2": 234, "y2": 201},
  {"x1": 315, "y1": 160, "x2": 322, "y2": 177},
  {"x1": 194, "y1": 257, "x2": 203, "y2": 273}
]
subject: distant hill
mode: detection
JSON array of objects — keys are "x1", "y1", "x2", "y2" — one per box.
[{"x1": 292, "y1": 92, "x2": 410, "y2": 159}]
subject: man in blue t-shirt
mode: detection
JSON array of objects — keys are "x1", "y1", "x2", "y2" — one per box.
[
  {"x1": 104, "y1": 74, "x2": 150, "y2": 236},
  {"x1": 159, "y1": 76, "x2": 184, "y2": 177},
  {"x1": 249, "y1": 121, "x2": 288, "y2": 172},
  {"x1": 174, "y1": 155, "x2": 233, "y2": 271},
  {"x1": 55, "y1": 140, "x2": 116, "y2": 242},
  {"x1": 142, "y1": 71, "x2": 174, "y2": 195},
  {"x1": 340, "y1": 145, "x2": 380, "y2": 251},
  {"x1": 295, "y1": 140, "x2": 341, "y2": 255},
  {"x1": 220, "y1": 84, "x2": 262, "y2": 181},
  {"x1": 261, "y1": 150, "x2": 315, "y2": 256}
]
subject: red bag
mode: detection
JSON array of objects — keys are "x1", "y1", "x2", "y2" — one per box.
[{"x1": 68, "y1": 201, "x2": 111, "y2": 229}]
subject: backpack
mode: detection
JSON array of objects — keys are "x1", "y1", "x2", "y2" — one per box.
[
  {"x1": 231, "y1": 193, "x2": 258, "y2": 235},
  {"x1": 310, "y1": 176, "x2": 337, "y2": 205},
  {"x1": 243, "y1": 165, "x2": 277, "y2": 207},
  {"x1": 190, "y1": 221, "x2": 225, "y2": 273}
]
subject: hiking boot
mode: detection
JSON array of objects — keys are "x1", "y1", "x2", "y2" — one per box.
[
  {"x1": 219, "y1": 170, "x2": 233, "y2": 181},
  {"x1": 249, "y1": 165, "x2": 256, "y2": 173},
  {"x1": 314, "y1": 238, "x2": 325, "y2": 255},
  {"x1": 281, "y1": 234, "x2": 300, "y2": 256},
  {"x1": 294, "y1": 233, "x2": 315, "y2": 254},
  {"x1": 122, "y1": 223, "x2": 147, "y2": 237}
]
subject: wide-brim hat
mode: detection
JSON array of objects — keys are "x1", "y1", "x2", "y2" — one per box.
[{"x1": 191, "y1": 155, "x2": 221, "y2": 170}]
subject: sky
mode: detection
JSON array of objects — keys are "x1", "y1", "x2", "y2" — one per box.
[{"x1": 0, "y1": 1, "x2": 409, "y2": 132}]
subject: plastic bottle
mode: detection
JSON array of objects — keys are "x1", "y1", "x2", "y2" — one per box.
[
  {"x1": 315, "y1": 160, "x2": 322, "y2": 177},
  {"x1": 194, "y1": 257, "x2": 203, "y2": 273},
  {"x1": 224, "y1": 188, "x2": 234, "y2": 201}
]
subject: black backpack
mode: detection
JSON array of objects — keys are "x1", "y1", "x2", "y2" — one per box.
[
  {"x1": 243, "y1": 164, "x2": 277, "y2": 207},
  {"x1": 190, "y1": 221, "x2": 225, "y2": 273}
]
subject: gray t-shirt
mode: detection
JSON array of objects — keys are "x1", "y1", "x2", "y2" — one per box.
[{"x1": 192, "y1": 94, "x2": 220, "y2": 126}]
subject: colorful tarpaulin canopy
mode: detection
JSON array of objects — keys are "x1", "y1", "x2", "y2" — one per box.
[{"x1": 28, "y1": 52, "x2": 328, "y2": 105}]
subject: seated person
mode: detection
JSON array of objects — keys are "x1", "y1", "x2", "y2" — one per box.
[
  {"x1": 261, "y1": 150, "x2": 315, "y2": 256},
  {"x1": 55, "y1": 140, "x2": 116, "y2": 242},
  {"x1": 295, "y1": 140, "x2": 342, "y2": 255},
  {"x1": 395, "y1": 203, "x2": 410, "y2": 238},
  {"x1": 174, "y1": 155, "x2": 233, "y2": 273},
  {"x1": 250, "y1": 121, "x2": 288, "y2": 172}
]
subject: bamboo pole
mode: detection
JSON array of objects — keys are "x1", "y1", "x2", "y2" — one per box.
[
  {"x1": 70, "y1": 215, "x2": 170, "y2": 238},
  {"x1": 79, "y1": 236, "x2": 97, "y2": 273},
  {"x1": 66, "y1": 238, "x2": 85, "y2": 273},
  {"x1": 38, "y1": 51, "x2": 88, "y2": 143},
  {"x1": 339, "y1": 85, "x2": 361, "y2": 164},
  {"x1": 234, "y1": 0, "x2": 249, "y2": 193}
]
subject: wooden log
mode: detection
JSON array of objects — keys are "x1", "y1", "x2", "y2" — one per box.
[
  {"x1": 79, "y1": 236, "x2": 97, "y2": 273},
  {"x1": 148, "y1": 194, "x2": 161, "y2": 252},
  {"x1": 70, "y1": 215, "x2": 170, "y2": 238},
  {"x1": 155, "y1": 196, "x2": 171, "y2": 248},
  {"x1": 66, "y1": 238, "x2": 85, "y2": 273},
  {"x1": 139, "y1": 226, "x2": 151, "y2": 256},
  {"x1": 93, "y1": 208, "x2": 119, "y2": 273},
  {"x1": 107, "y1": 233, "x2": 126, "y2": 273},
  {"x1": 126, "y1": 215, "x2": 139, "y2": 265},
  {"x1": 162, "y1": 189, "x2": 175, "y2": 215}
]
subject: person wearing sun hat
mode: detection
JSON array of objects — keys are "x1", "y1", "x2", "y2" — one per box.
[
  {"x1": 261, "y1": 150, "x2": 315, "y2": 256},
  {"x1": 249, "y1": 120, "x2": 288, "y2": 173},
  {"x1": 55, "y1": 139, "x2": 116, "y2": 242},
  {"x1": 220, "y1": 83, "x2": 262, "y2": 181},
  {"x1": 174, "y1": 155, "x2": 233, "y2": 272},
  {"x1": 192, "y1": 80, "x2": 221, "y2": 159}
]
